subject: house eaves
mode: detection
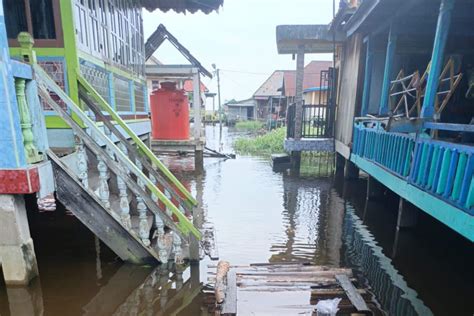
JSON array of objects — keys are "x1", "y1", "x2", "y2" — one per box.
[
  {"x1": 140, "y1": 0, "x2": 223, "y2": 14},
  {"x1": 276, "y1": 24, "x2": 344, "y2": 54},
  {"x1": 145, "y1": 24, "x2": 212, "y2": 78}
]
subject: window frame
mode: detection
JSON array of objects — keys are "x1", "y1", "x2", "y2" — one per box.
[{"x1": 7, "y1": 0, "x2": 64, "y2": 48}]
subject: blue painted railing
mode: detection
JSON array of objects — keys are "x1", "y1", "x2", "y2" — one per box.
[
  {"x1": 352, "y1": 123, "x2": 416, "y2": 178},
  {"x1": 352, "y1": 121, "x2": 474, "y2": 215},
  {"x1": 408, "y1": 138, "x2": 474, "y2": 214}
]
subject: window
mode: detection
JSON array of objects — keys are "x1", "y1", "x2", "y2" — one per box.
[
  {"x1": 5, "y1": 0, "x2": 62, "y2": 46},
  {"x1": 4, "y1": 0, "x2": 28, "y2": 39},
  {"x1": 30, "y1": 0, "x2": 56, "y2": 39}
]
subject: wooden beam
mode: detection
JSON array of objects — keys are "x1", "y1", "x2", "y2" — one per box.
[
  {"x1": 49, "y1": 152, "x2": 159, "y2": 264},
  {"x1": 222, "y1": 270, "x2": 237, "y2": 315},
  {"x1": 335, "y1": 274, "x2": 370, "y2": 312}
]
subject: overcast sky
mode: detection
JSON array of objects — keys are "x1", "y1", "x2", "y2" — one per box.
[{"x1": 143, "y1": 0, "x2": 335, "y2": 106}]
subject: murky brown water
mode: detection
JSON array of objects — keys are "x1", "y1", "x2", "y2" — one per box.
[{"x1": 1, "y1": 125, "x2": 474, "y2": 315}]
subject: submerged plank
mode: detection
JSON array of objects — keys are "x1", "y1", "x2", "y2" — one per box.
[
  {"x1": 222, "y1": 270, "x2": 237, "y2": 315},
  {"x1": 335, "y1": 274, "x2": 370, "y2": 312}
]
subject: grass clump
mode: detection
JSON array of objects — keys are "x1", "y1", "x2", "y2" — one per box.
[
  {"x1": 235, "y1": 120, "x2": 264, "y2": 131},
  {"x1": 234, "y1": 127, "x2": 286, "y2": 155}
]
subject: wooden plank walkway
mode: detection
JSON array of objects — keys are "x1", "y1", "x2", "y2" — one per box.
[{"x1": 204, "y1": 261, "x2": 384, "y2": 315}]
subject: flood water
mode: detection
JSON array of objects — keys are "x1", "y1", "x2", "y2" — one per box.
[{"x1": 1, "y1": 125, "x2": 474, "y2": 315}]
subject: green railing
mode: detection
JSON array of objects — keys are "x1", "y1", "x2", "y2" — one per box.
[
  {"x1": 35, "y1": 64, "x2": 201, "y2": 239},
  {"x1": 77, "y1": 73, "x2": 198, "y2": 208}
]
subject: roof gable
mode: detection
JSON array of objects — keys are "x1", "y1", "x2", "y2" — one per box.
[{"x1": 283, "y1": 61, "x2": 332, "y2": 97}]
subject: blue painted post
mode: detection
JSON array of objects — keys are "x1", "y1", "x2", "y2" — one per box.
[
  {"x1": 0, "y1": 6, "x2": 27, "y2": 168},
  {"x1": 361, "y1": 37, "x2": 373, "y2": 116},
  {"x1": 379, "y1": 24, "x2": 398, "y2": 115},
  {"x1": 421, "y1": 0, "x2": 455, "y2": 118}
]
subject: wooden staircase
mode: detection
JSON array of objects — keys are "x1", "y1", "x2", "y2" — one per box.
[{"x1": 33, "y1": 64, "x2": 201, "y2": 264}]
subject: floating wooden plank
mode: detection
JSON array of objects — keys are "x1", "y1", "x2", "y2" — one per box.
[
  {"x1": 222, "y1": 270, "x2": 237, "y2": 315},
  {"x1": 201, "y1": 225, "x2": 219, "y2": 260},
  {"x1": 215, "y1": 261, "x2": 230, "y2": 304},
  {"x1": 335, "y1": 274, "x2": 370, "y2": 312}
]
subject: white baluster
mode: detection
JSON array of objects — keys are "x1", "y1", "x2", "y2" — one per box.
[
  {"x1": 117, "y1": 143, "x2": 131, "y2": 229},
  {"x1": 173, "y1": 232, "x2": 183, "y2": 264},
  {"x1": 95, "y1": 155, "x2": 110, "y2": 208},
  {"x1": 136, "y1": 159, "x2": 150, "y2": 246},
  {"x1": 150, "y1": 174, "x2": 165, "y2": 239},
  {"x1": 75, "y1": 137, "x2": 89, "y2": 189},
  {"x1": 164, "y1": 189, "x2": 173, "y2": 217}
]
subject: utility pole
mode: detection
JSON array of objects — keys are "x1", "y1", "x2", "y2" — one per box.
[
  {"x1": 212, "y1": 63, "x2": 223, "y2": 135},
  {"x1": 216, "y1": 69, "x2": 222, "y2": 127}
]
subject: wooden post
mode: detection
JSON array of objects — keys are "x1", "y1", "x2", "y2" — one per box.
[
  {"x1": 366, "y1": 175, "x2": 384, "y2": 201},
  {"x1": 290, "y1": 151, "x2": 301, "y2": 176},
  {"x1": 379, "y1": 23, "x2": 398, "y2": 115},
  {"x1": 193, "y1": 69, "x2": 204, "y2": 173},
  {"x1": 361, "y1": 36, "x2": 373, "y2": 116},
  {"x1": 397, "y1": 198, "x2": 419, "y2": 229},
  {"x1": 344, "y1": 159, "x2": 359, "y2": 180},
  {"x1": 294, "y1": 45, "x2": 305, "y2": 140},
  {"x1": 421, "y1": 0, "x2": 455, "y2": 119},
  {"x1": 335, "y1": 153, "x2": 346, "y2": 175},
  {"x1": 193, "y1": 70, "x2": 202, "y2": 141}
]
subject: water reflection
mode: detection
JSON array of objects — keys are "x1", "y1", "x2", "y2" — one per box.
[
  {"x1": 270, "y1": 175, "x2": 343, "y2": 265},
  {"x1": 1, "y1": 125, "x2": 473, "y2": 315},
  {"x1": 342, "y1": 206, "x2": 433, "y2": 316}
]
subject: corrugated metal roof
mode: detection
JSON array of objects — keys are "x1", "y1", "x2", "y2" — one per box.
[
  {"x1": 140, "y1": 0, "x2": 223, "y2": 13},
  {"x1": 225, "y1": 98, "x2": 256, "y2": 107},
  {"x1": 283, "y1": 61, "x2": 333, "y2": 97},
  {"x1": 183, "y1": 80, "x2": 208, "y2": 93},
  {"x1": 253, "y1": 71, "x2": 286, "y2": 97}
]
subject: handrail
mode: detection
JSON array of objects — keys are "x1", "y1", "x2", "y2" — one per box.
[
  {"x1": 34, "y1": 64, "x2": 201, "y2": 239},
  {"x1": 78, "y1": 88, "x2": 193, "y2": 212},
  {"x1": 76, "y1": 73, "x2": 198, "y2": 207},
  {"x1": 424, "y1": 122, "x2": 474, "y2": 133}
]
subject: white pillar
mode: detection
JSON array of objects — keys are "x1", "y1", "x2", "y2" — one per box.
[
  {"x1": 193, "y1": 70, "x2": 202, "y2": 141},
  {"x1": 0, "y1": 194, "x2": 39, "y2": 285}
]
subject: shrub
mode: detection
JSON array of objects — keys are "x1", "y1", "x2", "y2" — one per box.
[
  {"x1": 234, "y1": 127, "x2": 286, "y2": 155},
  {"x1": 234, "y1": 120, "x2": 264, "y2": 131}
]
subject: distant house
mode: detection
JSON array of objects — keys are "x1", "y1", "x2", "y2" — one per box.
[
  {"x1": 253, "y1": 61, "x2": 332, "y2": 121},
  {"x1": 282, "y1": 61, "x2": 333, "y2": 105},
  {"x1": 253, "y1": 70, "x2": 290, "y2": 120},
  {"x1": 224, "y1": 99, "x2": 256, "y2": 121}
]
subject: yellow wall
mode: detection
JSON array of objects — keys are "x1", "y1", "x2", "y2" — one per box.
[{"x1": 303, "y1": 90, "x2": 328, "y2": 105}]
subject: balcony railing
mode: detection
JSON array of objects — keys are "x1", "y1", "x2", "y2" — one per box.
[
  {"x1": 286, "y1": 68, "x2": 336, "y2": 140},
  {"x1": 352, "y1": 121, "x2": 474, "y2": 215},
  {"x1": 352, "y1": 122, "x2": 415, "y2": 178},
  {"x1": 287, "y1": 104, "x2": 332, "y2": 139}
]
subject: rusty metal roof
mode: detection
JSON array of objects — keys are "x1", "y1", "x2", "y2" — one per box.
[
  {"x1": 145, "y1": 24, "x2": 212, "y2": 78},
  {"x1": 140, "y1": 0, "x2": 223, "y2": 13}
]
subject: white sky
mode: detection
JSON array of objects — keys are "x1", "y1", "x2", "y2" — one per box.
[{"x1": 143, "y1": 0, "x2": 335, "y2": 105}]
